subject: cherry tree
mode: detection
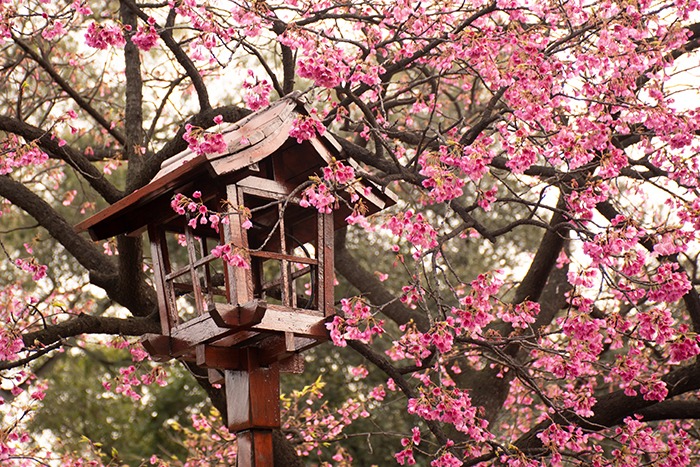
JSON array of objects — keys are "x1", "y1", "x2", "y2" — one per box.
[{"x1": 2, "y1": 0, "x2": 700, "y2": 465}]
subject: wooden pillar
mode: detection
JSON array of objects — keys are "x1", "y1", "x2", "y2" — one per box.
[{"x1": 226, "y1": 350, "x2": 280, "y2": 467}]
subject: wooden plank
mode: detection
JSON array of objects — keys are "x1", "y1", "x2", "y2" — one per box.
[
  {"x1": 237, "y1": 176, "x2": 295, "y2": 196},
  {"x1": 148, "y1": 225, "x2": 173, "y2": 334},
  {"x1": 210, "y1": 113, "x2": 296, "y2": 177},
  {"x1": 236, "y1": 430, "x2": 254, "y2": 467},
  {"x1": 249, "y1": 360, "x2": 280, "y2": 429},
  {"x1": 252, "y1": 430, "x2": 275, "y2": 467},
  {"x1": 318, "y1": 212, "x2": 335, "y2": 317},
  {"x1": 141, "y1": 333, "x2": 192, "y2": 360},
  {"x1": 252, "y1": 304, "x2": 327, "y2": 337},
  {"x1": 224, "y1": 185, "x2": 254, "y2": 303},
  {"x1": 196, "y1": 345, "x2": 245, "y2": 369},
  {"x1": 226, "y1": 369, "x2": 251, "y2": 431},
  {"x1": 249, "y1": 250, "x2": 317, "y2": 265},
  {"x1": 225, "y1": 351, "x2": 280, "y2": 431},
  {"x1": 170, "y1": 312, "x2": 236, "y2": 346}
]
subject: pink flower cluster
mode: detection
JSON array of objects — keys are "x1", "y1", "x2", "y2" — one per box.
[
  {"x1": 103, "y1": 364, "x2": 167, "y2": 402},
  {"x1": 171, "y1": 191, "x2": 225, "y2": 232},
  {"x1": 183, "y1": 124, "x2": 227, "y2": 156},
  {"x1": 84, "y1": 22, "x2": 125, "y2": 49},
  {"x1": 297, "y1": 50, "x2": 350, "y2": 88},
  {"x1": 407, "y1": 385, "x2": 489, "y2": 439},
  {"x1": 211, "y1": 243, "x2": 250, "y2": 269},
  {"x1": 450, "y1": 271, "x2": 503, "y2": 337},
  {"x1": 289, "y1": 114, "x2": 326, "y2": 143},
  {"x1": 242, "y1": 70, "x2": 271, "y2": 111},
  {"x1": 648, "y1": 263, "x2": 691, "y2": 303},
  {"x1": 395, "y1": 427, "x2": 421, "y2": 465},
  {"x1": 300, "y1": 159, "x2": 358, "y2": 214},
  {"x1": 0, "y1": 143, "x2": 48, "y2": 175},
  {"x1": 300, "y1": 182, "x2": 336, "y2": 214},
  {"x1": 322, "y1": 159, "x2": 355, "y2": 185},
  {"x1": 326, "y1": 297, "x2": 384, "y2": 347},
  {"x1": 497, "y1": 301, "x2": 540, "y2": 329},
  {"x1": 419, "y1": 154, "x2": 465, "y2": 204},
  {"x1": 132, "y1": 18, "x2": 159, "y2": 52},
  {"x1": 384, "y1": 210, "x2": 438, "y2": 259},
  {"x1": 0, "y1": 328, "x2": 23, "y2": 361},
  {"x1": 14, "y1": 257, "x2": 47, "y2": 281},
  {"x1": 42, "y1": 20, "x2": 66, "y2": 41}
]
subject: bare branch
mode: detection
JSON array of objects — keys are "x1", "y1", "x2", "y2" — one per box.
[{"x1": 11, "y1": 36, "x2": 126, "y2": 146}]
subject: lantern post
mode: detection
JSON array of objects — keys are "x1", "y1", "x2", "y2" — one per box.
[{"x1": 76, "y1": 93, "x2": 395, "y2": 466}]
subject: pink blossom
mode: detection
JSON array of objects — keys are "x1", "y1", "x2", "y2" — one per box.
[
  {"x1": 85, "y1": 22, "x2": 126, "y2": 49},
  {"x1": 42, "y1": 21, "x2": 67, "y2": 41},
  {"x1": 132, "y1": 24, "x2": 159, "y2": 51},
  {"x1": 289, "y1": 115, "x2": 326, "y2": 143}
]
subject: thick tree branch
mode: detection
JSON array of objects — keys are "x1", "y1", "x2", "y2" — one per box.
[
  {"x1": 22, "y1": 314, "x2": 160, "y2": 347},
  {"x1": 122, "y1": 0, "x2": 211, "y2": 112},
  {"x1": 636, "y1": 399, "x2": 700, "y2": 422},
  {"x1": 0, "y1": 175, "x2": 116, "y2": 280},
  {"x1": 0, "y1": 116, "x2": 123, "y2": 203},
  {"x1": 121, "y1": 0, "x2": 146, "y2": 194}
]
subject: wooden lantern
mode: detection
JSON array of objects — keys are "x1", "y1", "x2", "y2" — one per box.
[{"x1": 76, "y1": 93, "x2": 394, "y2": 466}]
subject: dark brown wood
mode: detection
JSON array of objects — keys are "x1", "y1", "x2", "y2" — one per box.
[
  {"x1": 148, "y1": 225, "x2": 174, "y2": 334},
  {"x1": 141, "y1": 333, "x2": 191, "y2": 360},
  {"x1": 249, "y1": 361, "x2": 280, "y2": 429},
  {"x1": 210, "y1": 300, "x2": 267, "y2": 328},
  {"x1": 236, "y1": 430, "x2": 274, "y2": 467},
  {"x1": 196, "y1": 343, "x2": 305, "y2": 373},
  {"x1": 196, "y1": 345, "x2": 244, "y2": 369},
  {"x1": 225, "y1": 352, "x2": 280, "y2": 432}
]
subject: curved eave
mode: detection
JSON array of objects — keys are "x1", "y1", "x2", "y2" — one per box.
[{"x1": 75, "y1": 154, "x2": 213, "y2": 240}]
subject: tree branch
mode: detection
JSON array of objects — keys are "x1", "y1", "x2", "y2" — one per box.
[
  {"x1": 122, "y1": 0, "x2": 211, "y2": 112},
  {"x1": 334, "y1": 229, "x2": 430, "y2": 331},
  {"x1": 121, "y1": 0, "x2": 146, "y2": 194},
  {"x1": 11, "y1": 35, "x2": 126, "y2": 146},
  {"x1": 22, "y1": 314, "x2": 160, "y2": 347},
  {"x1": 0, "y1": 174, "x2": 116, "y2": 280},
  {"x1": 0, "y1": 116, "x2": 123, "y2": 203}
]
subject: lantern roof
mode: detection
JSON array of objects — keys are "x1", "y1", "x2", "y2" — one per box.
[{"x1": 76, "y1": 93, "x2": 394, "y2": 241}]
